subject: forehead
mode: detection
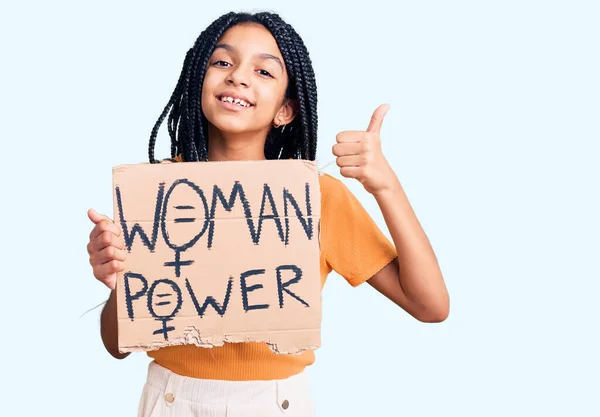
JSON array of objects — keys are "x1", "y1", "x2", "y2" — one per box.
[{"x1": 215, "y1": 23, "x2": 282, "y2": 59}]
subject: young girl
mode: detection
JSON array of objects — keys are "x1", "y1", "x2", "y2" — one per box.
[{"x1": 86, "y1": 10, "x2": 449, "y2": 417}]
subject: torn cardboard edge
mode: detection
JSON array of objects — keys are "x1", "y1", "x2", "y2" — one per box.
[{"x1": 119, "y1": 327, "x2": 321, "y2": 355}]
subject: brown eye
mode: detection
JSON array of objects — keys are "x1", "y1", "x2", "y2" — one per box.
[
  {"x1": 257, "y1": 69, "x2": 273, "y2": 78},
  {"x1": 213, "y1": 60, "x2": 231, "y2": 67}
]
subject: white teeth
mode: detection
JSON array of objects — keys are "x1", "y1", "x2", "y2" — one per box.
[{"x1": 220, "y1": 96, "x2": 251, "y2": 107}]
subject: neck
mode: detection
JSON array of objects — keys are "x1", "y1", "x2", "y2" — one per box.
[{"x1": 207, "y1": 124, "x2": 268, "y2": 161}]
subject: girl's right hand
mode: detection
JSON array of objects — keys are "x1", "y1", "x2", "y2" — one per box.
[{"x1": 87, "y1": 208, "x2": 126, "y2": 290}]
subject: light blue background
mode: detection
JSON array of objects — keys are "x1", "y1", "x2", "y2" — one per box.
[{"x1": 1, "y1": 1, "x2": 598, "y2": 416}]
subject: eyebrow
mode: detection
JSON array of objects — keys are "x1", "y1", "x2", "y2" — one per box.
[{"x1": 214, "y1": 43, "x2": 284, "y2": 73}]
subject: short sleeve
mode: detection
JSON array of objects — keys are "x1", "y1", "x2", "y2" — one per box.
[{"x1": 320, "y1": 174, "x2": 397, "y2": 287}]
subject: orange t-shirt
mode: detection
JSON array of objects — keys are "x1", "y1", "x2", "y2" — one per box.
[{"x1": 147, "y1": 163, "x2": 397, "y2": 380}]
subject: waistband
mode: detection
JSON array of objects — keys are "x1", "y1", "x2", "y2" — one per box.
[{"x1": 145, "y1": 360, "x2": 312, "y2": 406}]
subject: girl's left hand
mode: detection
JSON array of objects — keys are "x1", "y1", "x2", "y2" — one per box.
[{"x1": 333, "y1": 104, "x2": 397, "y2": 196}]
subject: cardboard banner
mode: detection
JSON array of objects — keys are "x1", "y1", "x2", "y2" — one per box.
[{"x1": 112, "y1": 159, "x2": 322, "y2": 355}]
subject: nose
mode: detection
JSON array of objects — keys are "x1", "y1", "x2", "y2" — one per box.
[{"x1": 226, "y1": 65, "x2": 251, "y2": 87}]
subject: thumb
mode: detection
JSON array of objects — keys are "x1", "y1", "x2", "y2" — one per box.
[
  {"x1": 366, "y1": 103, "x2": 390, "y2": 133},
  {"x1": 87, "y1": 208, "x2": 111, "y2": 225}
]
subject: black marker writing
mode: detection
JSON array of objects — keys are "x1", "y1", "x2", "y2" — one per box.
[
  {"x1": 116, "y1": 184, "x2": 165, "y2": 252},
  {"x1": 186, "y1": 277, "x2": 233, "y2": 317},
  {"x1": 116, "y1": 180, "x2": 315, "y2": 255},
  {"x1": 276, "y1": 265, "x2": 309, "y2": 308},
  {"x1": 240, "y1": 269, "x2": 269, "y2": 311},
  {"x1": 161, "y1": 179, "x2": 209, "y2": 276},
  {"x1": 147, "y1": 279, "x2": 183, "y2": 340}
]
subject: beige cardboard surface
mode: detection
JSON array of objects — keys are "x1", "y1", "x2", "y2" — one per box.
[{"x1": 112, "y1": 160, "x2": 322, "y2": 354}]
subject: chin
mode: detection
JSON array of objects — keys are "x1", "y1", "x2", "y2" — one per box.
[{"x1": 209, "y1": 117, "x2": 254, "y2": 134}]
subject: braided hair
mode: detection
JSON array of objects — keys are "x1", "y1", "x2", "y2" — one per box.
[{"x1": 148, "y1": 11, "x2": 318, "y2": 163}]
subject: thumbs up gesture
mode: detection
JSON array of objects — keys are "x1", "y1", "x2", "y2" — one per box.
[{"x1": 333, "y1": 104, "x2": 397, "y2": 195}]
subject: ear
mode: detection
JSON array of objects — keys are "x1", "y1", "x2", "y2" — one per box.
[{"x1": 274, "y1": 99, "x2": 298, "y2": 126}]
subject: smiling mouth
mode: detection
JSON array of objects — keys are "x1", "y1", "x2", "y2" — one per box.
[{"x1": 216, "y1": 95, "x2": 254, "y2": 108}]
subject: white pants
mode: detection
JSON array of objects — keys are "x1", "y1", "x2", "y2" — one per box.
[{"x1": 138, "y1": 361, "x2": 316, "y2": 417}]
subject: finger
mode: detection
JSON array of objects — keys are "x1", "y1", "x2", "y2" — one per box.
[
  {"x1": 95, "y1": 260, "x2": 124, "y2": 279},
  {"x1": 104, "y1": 273, "x2": 117, "y2": 290},
  {"x1": 88, "y1": 209, "x2": 112, "y2": 225},
  {"x1": 92, "y1": 246, "x2": 127, "y2": 265},
  {"x1": 91, "y1": 231, "x2": 126, "y2": 252},
  {"x1": 332, "y1": 142, "x2": 363, "y2": 157},
  {"x1": 89, "y1": 219, "x2": 121, "y2": 241},
  {"x1": 95, "y1": 261, "x2": 123, "y2": 288},
  {"x1": 335, "y1": 131, "x2": 363, "y2": 144},
  {"x1": 340, "y1": 166, "x2": 363, "y2": 179},
  {"x1": 336, "y1": 155, "x2": 365, "y2": 167},
  {"x1": 366, "y1": 104, "x2": 390, "y2": 133}
]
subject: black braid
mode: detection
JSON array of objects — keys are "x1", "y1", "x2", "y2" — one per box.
[{"x1": 148, "y1": 11, "x2": 318, "y2": 163}]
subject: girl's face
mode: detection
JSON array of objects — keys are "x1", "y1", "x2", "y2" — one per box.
[{"x1": 201, "y1": 23, "x2": 296, "y2": 137}]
